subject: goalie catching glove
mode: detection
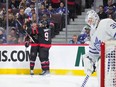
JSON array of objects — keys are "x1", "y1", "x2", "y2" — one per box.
[{"x1": 83, "y1": 54, "x2": 96, "y2": 76}]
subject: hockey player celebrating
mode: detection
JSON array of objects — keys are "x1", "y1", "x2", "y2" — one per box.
[
  {"x1": 24, "y1": 22, "x2": 51, "y2": 76},
  {"x1": 83, "y1": 10, "x2": 116, "y2": 76}
]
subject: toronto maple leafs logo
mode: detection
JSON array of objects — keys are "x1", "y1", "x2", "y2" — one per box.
[{"x1": 94, "y1": 37, "x2": 101, "y2": 51}]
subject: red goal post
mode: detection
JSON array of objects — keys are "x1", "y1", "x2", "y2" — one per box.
[{"x1": 100, "y1": 40, "x2": 116, "y2": 87}]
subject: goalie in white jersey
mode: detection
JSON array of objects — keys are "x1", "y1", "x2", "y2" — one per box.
[{"x1": 83, "y1": 10, "x2": 116, "y2": 76}]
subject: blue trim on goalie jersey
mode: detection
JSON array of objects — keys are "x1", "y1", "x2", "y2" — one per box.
[
  {"x1": 89, "y1": 46, "x2": 99, "y2": 54},
  {"x1": 89, "y1": 50, "x2": 99, "y2": 54},
  {"x1": 89, "y1": 47, "x2": 97, "y2": 50}
]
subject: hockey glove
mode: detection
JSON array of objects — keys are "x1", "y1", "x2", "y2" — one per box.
[{"x1": 25, "y1": 41, "x2": 30, "y2": 48}]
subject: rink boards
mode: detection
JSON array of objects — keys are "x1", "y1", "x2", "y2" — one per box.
[{"x1": 0, "y1": 44, "x2": 96, "y2": 76}]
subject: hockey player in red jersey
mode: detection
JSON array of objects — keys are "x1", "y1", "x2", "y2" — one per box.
[{"x1": 24, "y1": 21, "x2": 52, "y2": 76}]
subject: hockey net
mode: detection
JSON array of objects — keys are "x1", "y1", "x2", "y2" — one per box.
[{"x1": 100, "y1": 40, "x2": 116, "y2": 87}]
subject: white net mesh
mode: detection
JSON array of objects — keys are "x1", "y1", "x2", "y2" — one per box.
[{"x1": 104, "y1": 41, "x2": 116, "y2": 87}]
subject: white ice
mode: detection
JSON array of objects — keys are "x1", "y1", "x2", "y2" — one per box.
[{"x1": 0, "y1": 75, "x2": 98, "y2": 87}]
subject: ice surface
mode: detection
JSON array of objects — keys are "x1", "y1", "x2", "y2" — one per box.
[{"x1": 0, "y1": 75, "x2": 98, "y2": 87}]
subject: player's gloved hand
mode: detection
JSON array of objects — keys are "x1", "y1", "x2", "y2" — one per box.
[
  {"x1": 25, "y1": 41, "x2": 30, "y2": 48},
  {"x1": 83, "y1": 54, "x2": 95, "y2": 75}
]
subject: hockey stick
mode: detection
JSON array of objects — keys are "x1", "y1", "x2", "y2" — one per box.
[
  {"x1": 81, "y1": 75, "x2": 90, "y2": 87},
  {"x1": 81, "y1": 63, "x2": 96, "y2": 87},
  {"x1": 24, "y1": 30, "x2": 35, "y2": 43},
  {"x1": 16, "y1": 19, "x2": 35, "y2": 43}
]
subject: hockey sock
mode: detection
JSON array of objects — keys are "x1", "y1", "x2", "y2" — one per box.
[
  {"x1": 30, "y1": 61, "x2": 35, "y2": 70},
  {"x1": 41, "y1": 61, "x2": 49, "y2": 71}
]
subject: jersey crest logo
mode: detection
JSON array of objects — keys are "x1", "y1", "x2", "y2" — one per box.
[{"x1": 94, "y1": 37, "x2": 101, "y2": 51}]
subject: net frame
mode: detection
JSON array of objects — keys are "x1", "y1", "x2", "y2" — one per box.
[{"x1": 100, "y1": 40, "x2": 116, "y2": 87}]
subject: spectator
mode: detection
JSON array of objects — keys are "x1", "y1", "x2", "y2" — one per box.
[
  {"x1": 69, "y1": 35, "x2": 80, "y2": 44},
  {"x1": 19, "y1": 0, "x2": 27, "y2": 9},
  {"x1": 0, "y1": 27, "x2": 6, "y2": 44},
  {"x1": 38, "y1": 3, "x2": 48, "y2": 21},
  {"x1": 56, "y1": 2, "x2": 69, "y2": 27},
  {"x1": 112, "y1": 11, "x2": 116, "y2": 21},
  {"x1": 30, "y1": 3, "x2": 35, "y2": 9},
  {"x1": 80, "y1": 24, "x2": 91, "y2": 34},
  {"x1": 104, "y1": 0, "x2": 116, "y2": 13},
  {"x1": 8, "y1": 14, "x2": 16, "y2": 27},
  {"x1": 28, "y1": 8, "x2": 36, "y2": 18},
  {"x1": 24, "y1": 3, "x2": 31, "y2": 16},
  {"x1": 0, "y1": 13, "x2": 3, "y2": 27},
  {"x1": 97, "y1": 5, "x2": 107, "y2": 20},
  {"x1": 31, "y1": 13, "x2": 37, "y2": 23},
  {"x1": 8, "y1": 0, "x2": 20, "y2": 9},
  {"x1": 30, "y1": 0, "x2": 36, "y2": 4},
  {"x1": 1, "y1": 7, "x2": 6, "y2": 15},
  {"x1": 15, "y1": 8, "x2": 29, "y2": 43},
  {"x1": 9, "y1": 27, "x2": 18, "y2": 37},
  {"x1": 68, "y1": 0, "x2": 76, "y2": 21},
  {"x1": 78, "y1": 25, "x2": 91, "y2": 44},
  {"x1": 107, "y1": 6, "x2": 115, "y2": 19},
  {"x1": 56, "y1": 2, "x2": 68, "y2": 15},
  {"x1": 7, "y1": 34, "x2": 17, "y2": 44},
  {"x1": 51, "y1": 0, "x2": 60, "y2": 8},
  {"x1": 16, "y1": 8, "x2": 29, "y2": 34},
  {"x1": 39, "y1": 14, "x2": 54, "y2": 29},
  {"x1": 2, "y1": 14, "x2": 7, "y2": 28},
  {"x1": 0, "y1": 8, "x2": 3, "y2": 15},
  {"x1": 42, "y1": 0, "x2": 51, "y2": 8},
  {"x1": 47, "y1": 5, "x2": 55, "y2": 15}
]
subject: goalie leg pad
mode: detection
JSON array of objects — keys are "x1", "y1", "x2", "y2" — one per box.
[{"x1": 83, "y1": 55, "x2": 94, "y2": 75}]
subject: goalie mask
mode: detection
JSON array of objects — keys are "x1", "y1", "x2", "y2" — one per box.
[{"x1": 85, "y1": 10, "x2": 100, "y2": 30}]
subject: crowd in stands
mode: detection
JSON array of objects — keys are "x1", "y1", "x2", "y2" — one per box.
[
  {"x1": 0, "y1": 0, "x2": 115, "y2": 44},
  {"x1": 69, "y1": 0, "x2": 116, "y2": 44},
  {"x1": 69, "y1": 25, "x2": 91, "y2": 44},
  {"x1": 0, "y1": 0, "x2": 80, "y2": 44}
]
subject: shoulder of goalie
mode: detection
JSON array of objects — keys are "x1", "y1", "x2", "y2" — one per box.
[{"x1": 82, "y1": 54, "x2": 96, "y2": 76}]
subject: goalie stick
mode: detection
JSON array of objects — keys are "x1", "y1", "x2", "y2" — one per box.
[
  {"x1": 81, "y1": 75, "x2": 89, "y2": 87},
  {"x1": 81, "y1": 64, "x2": 96, "y2": 87}
]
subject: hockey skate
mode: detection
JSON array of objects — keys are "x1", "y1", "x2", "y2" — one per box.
[
  {"x1": 39, "y1": 70, "x2": 50, "y2": 76},
  {"x1": 30, "y1": 70, "x2": 34, "y2": 76}
]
